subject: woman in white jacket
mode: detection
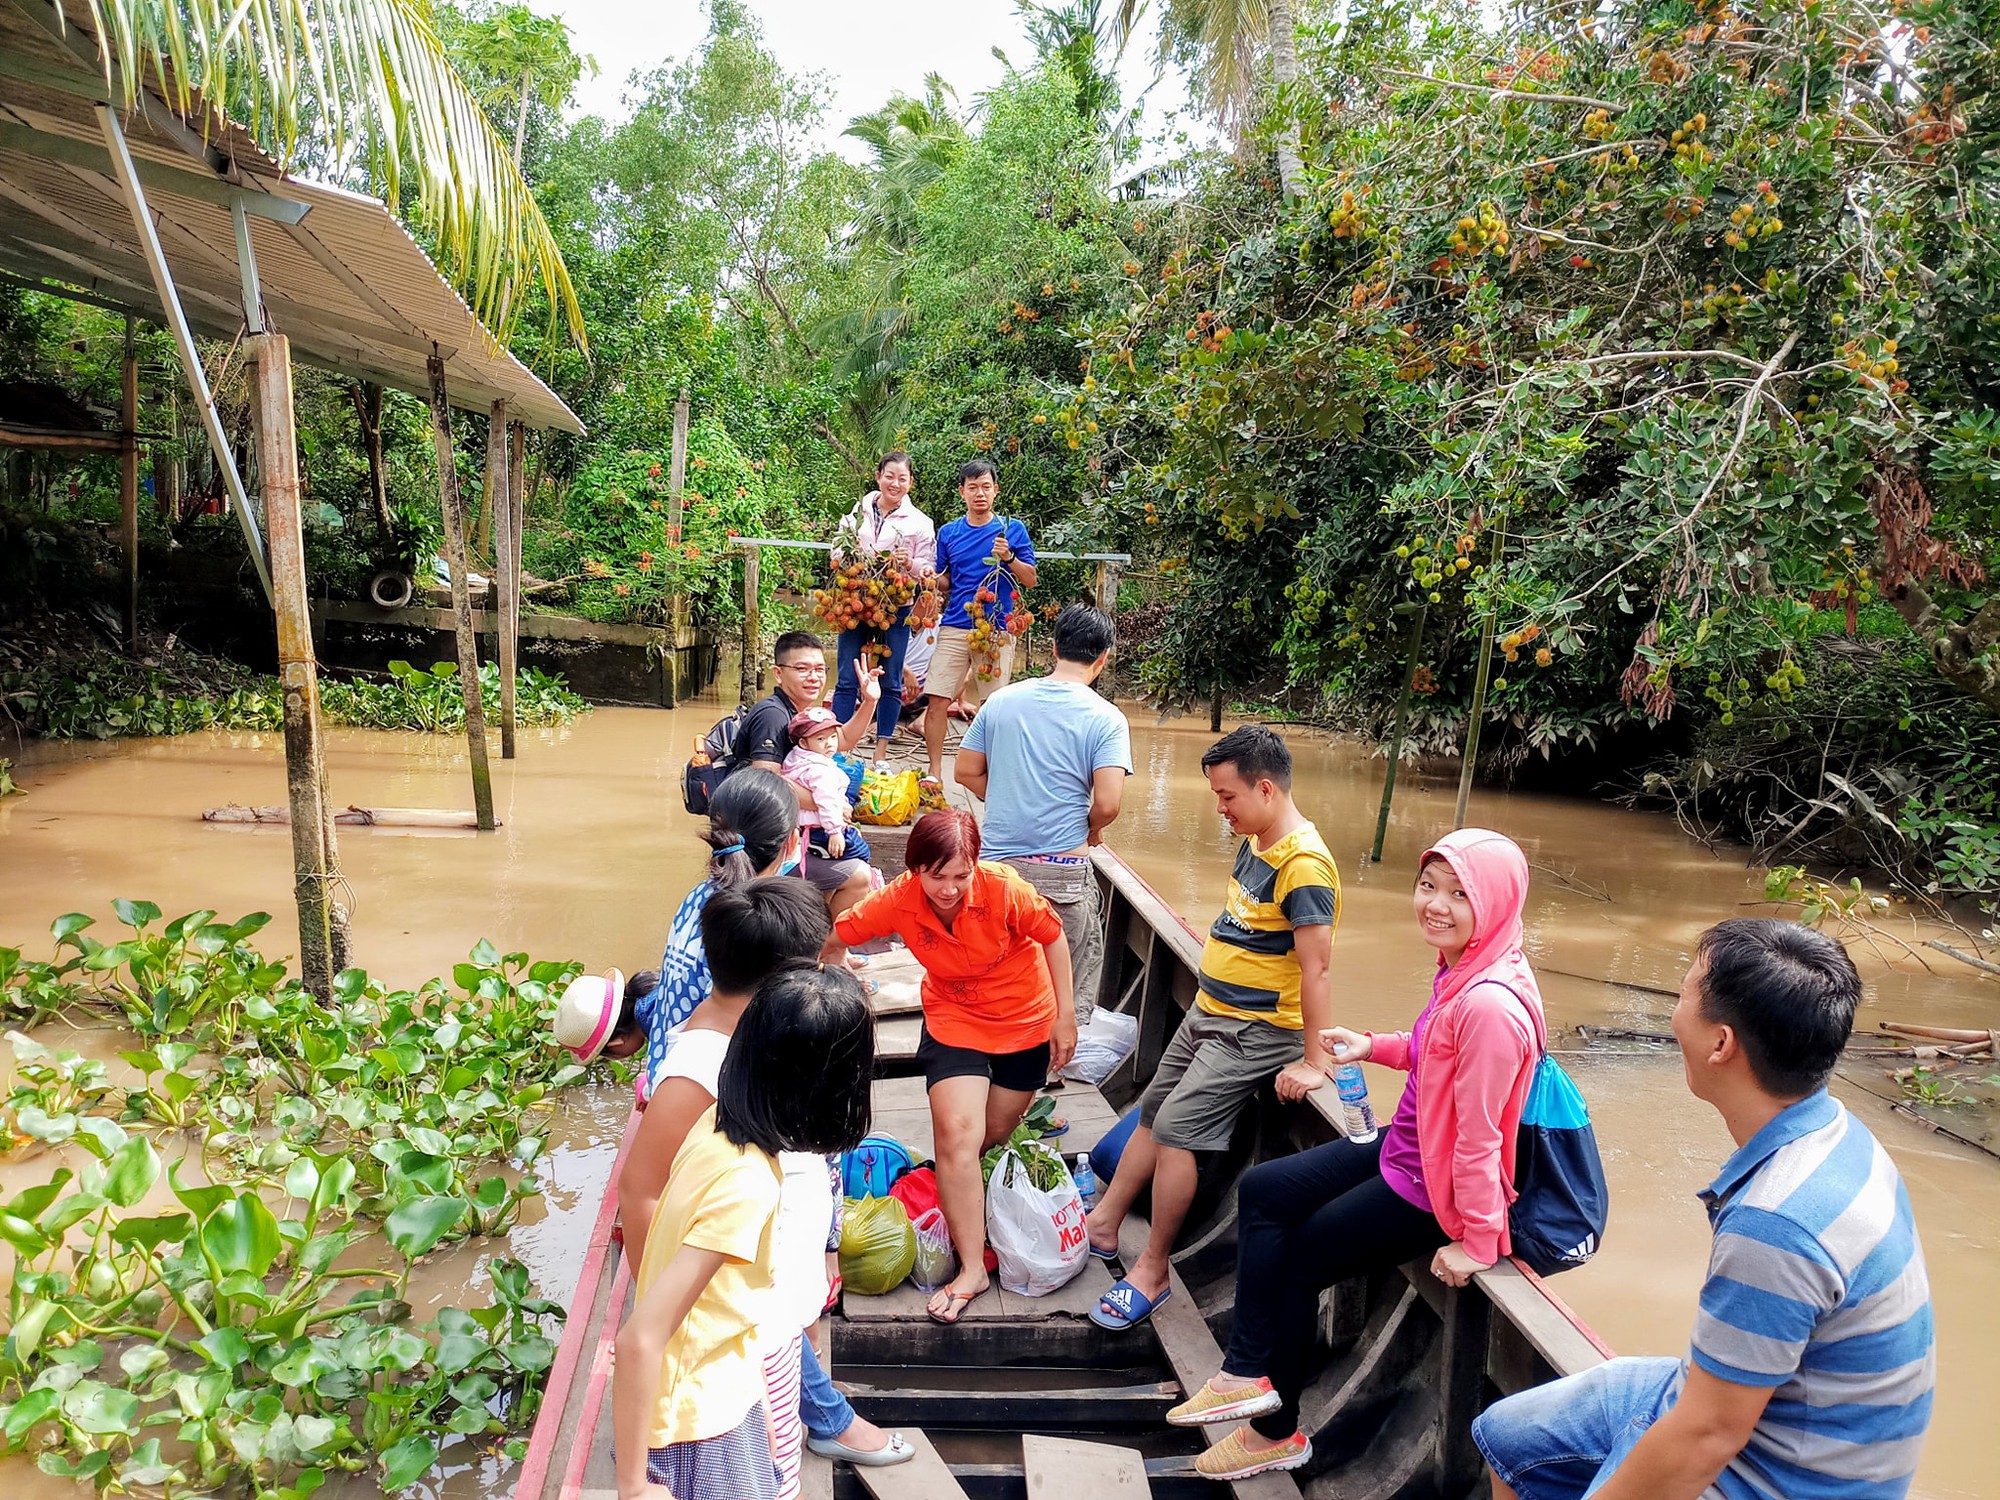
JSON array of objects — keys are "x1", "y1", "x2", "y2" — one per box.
[{"x1": 830, "y1": 451, "x2": 934, "y2": 761}]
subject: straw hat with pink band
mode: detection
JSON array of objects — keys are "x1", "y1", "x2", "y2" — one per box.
[{"x1": 554, "y1": 968, "x2": 626, "y2": 1062}]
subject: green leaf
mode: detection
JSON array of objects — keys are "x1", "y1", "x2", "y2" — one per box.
[
  {"x1": 292, "y1": 1413, "x2": 337, "y2": 1456},
  {"x1": 111, "y1": 899, "x2": 161, "y2": 929},
  {"x1": 284, "y1": 1157, "x2": 321, "y2": 1203},
  {"x1": 169, "y1": 1158, "x2": 230, "y2": 1222},
  {"x1": 503, "y1": 1333, "x2": 556, "y2": 1372},
  {"x1": 469, "y1": 938, "x2": 500, "y2": 967},
  {"x1": 223, "y1": 912, "x2": 273, "y2": 941},
  {"x1": 196, "y1": 1326, "x2": 252, "y2": 1370},
  {"x1": 103, "y1": 1135, "x2": 160, "y2": 1208},
  {"x1": 380, "y1": 1329, "x2": 430, "y2": 1370},
  {"x1": 109, "y1": 1212, "x2": 192, "y2": 1252},
  {"x1": 6, "y1": 1171, "x2": 70, "y2": 1221},
  {"x1": 49, "y1": 913, "x2": 94, "y2": 943},
  {"x1": 38, "y1": 1188, "x2": 104, "y2": 1237},
  {"x1": 0, "y1": 1213, "x2": 49, "y2": 1258},
  {"x1": 118, "y1": 1344, "x2": 170, "y2": 1380},
  {"x1": 71, "y1": 1116, "x2": 129, "y2": 1161},
  {"x1": 60, "y1": 1380, "x2": 139, "y2": 1436},
  {"x1": 435, "y1": 1332, "x2": 488, "y2": 1375},
  {"x1": 204, "y1": 1192, "x2": 282, "y2": 1275},
  {"x1": 311, "y1": 1158, "x2": 357, "y2": 1220},
  {"x1": 118, "y1": 1438, "x2": 180, "y2": 1487},
  {"x1": 1, "y1": 1387, "x2": 59, "y2": 1444},
  {"x1": 400, "y1": 1125, "x2": 453, "y2": 1158},
  {"x1": 385, "y1": 1195, "x2": 467, "y2": 1258},
  {"x1": 379, "y1": 1434, "x2": 438, "y2": 1490}
]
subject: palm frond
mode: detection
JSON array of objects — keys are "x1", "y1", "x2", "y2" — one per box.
[
  {"x1": 1163, "y1": 0, "x2": 1269, "y2": 133},
  {"x1": 77, "y1": 0, "x2": 586, "y2": 351}
]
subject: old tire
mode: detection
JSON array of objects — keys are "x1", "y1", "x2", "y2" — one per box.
[{"x1": 369, "y1": 570, "x2": 414, "y2": 610}]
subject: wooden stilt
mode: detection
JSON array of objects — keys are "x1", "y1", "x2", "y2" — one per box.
[
  {"x1": 1370, "y1": 603, "x2": 1427, "y2": 864},
  {"x1": 740, "y1": 544, "x2": 762, "y2": 707},
  {"x1": 250, "y1": 331, "x2": 345, "y2": 995},
  {"x1": 668, "y1": 389, "x2": 690, "y2": 641},
  {"x1": 509, "y1": 419, "x2": 527, "y2": 728},
  {"x1": 425, "y1": 352, "x2": 496, "y2": 831},
  {"x1": 490, "y1": 400, "x2": 517, "y2": 759},
  {"x1": 1209, "y1": 685, "x2": 1224, "y2": 732},
  {"x1": 154, "y1": 387, "x2": 180, "y2": 521},
  {"x1": 119, "y1": 316, "x2": 138, "y2": 650}
]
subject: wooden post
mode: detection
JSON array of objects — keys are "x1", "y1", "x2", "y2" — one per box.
[
  {"x1": 1454, "y1": 524, "x2": 1506, "y2": 830},
  {"x1": 1370, "y1": 603, "x2": 1428, "y2": 863},
  {"x1": 509, "y1": 418, "x2": 527, "y2": 713},
  {"x1": 489, "y1": 400, "x2": 517, "y2": 759},
  {"x1": 425, "y1": 352, "x2": 496, "y2": 831},
  {"x1": 1092, "y1": 558, "x2": 1122, "y2": 614},
  {"x1": 1209, "y1": 686, "x2": 1224, "y2": 732},
  {"x1": 119, "y1": 316, "x2": 139, "y2": 649},
  {"x1": 250, "y1": 332, "x2": 345, "y2": 995},
  {"x1": 668, "y1": 388, "x2": 690, "y2": 638},
  {"x1": 154, "y1": 389, "x2": 180, "y2": 522},
  {"x1": 739, "y1": 544, "x2": 762, "y2": 707}
]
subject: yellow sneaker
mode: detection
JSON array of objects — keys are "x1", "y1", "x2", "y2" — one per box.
[
  {"x1": 1193, "y1": 1425, "x2": 1312, "y2": 1480},
  {"x1": 1166, "y1": 1375, "x2": 1281, "y2": 1427}
]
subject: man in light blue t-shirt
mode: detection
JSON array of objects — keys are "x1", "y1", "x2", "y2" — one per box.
[{"x1": 955, "y1": 605, "x2": 1131, "y2": 1020}]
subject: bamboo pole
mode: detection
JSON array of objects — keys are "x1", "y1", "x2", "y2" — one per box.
[
  {"x1": 1371, "y1": 604, "x2": 1428, "y2": 863},
  {"x1": 740, "y1": 544, "x2": 762, "y2": 707},
  {"x1": 425, "y1": 352, "x2": 495, "y2": 831},
  {"x1": 489, "y1": 400, "x2": 518, "y2": 758},
  {"x1": 119, "y1": 316, "x2": 138, "y2": 649},
  {"x1": 250, "y1": 332, "x2": 344, "y2": 994}
]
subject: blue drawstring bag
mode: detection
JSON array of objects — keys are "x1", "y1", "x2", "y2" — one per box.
[
  {"x1": 1509, "y1": 1054, "x2": 1609, "y2": 1276},
  {"x1": 841, "y1": 1133, "x2": 914, "y2": 1199},
  {"x1": 833, "y1": 751, "x2": 868, "y2": 804}
]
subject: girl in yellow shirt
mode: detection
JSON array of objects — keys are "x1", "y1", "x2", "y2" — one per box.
[{"x1": 612, "y1": 963, "x2": 874, "y2": 1500}]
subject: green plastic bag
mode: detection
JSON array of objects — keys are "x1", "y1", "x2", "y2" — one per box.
[{"x1": 839, "y1": 1193, "x2": 916, "y2": 1295}]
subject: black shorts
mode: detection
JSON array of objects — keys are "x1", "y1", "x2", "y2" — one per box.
[{"x1": 917, "y1": 1025, "x2": 1051, "y2": 1094}]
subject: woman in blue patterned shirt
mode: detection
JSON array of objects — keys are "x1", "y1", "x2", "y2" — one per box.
[{"x1": 639, "y1": 769, "x2": 804, "y2": 1096}]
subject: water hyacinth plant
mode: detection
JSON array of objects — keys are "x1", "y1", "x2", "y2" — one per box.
[{"x1": 0, "y1": 902, "x2": 599, "y2": 1494}]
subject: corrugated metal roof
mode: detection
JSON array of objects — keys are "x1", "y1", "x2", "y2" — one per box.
[{"x1": 0, "y1": 0, "x2": 583, "y2": 433}]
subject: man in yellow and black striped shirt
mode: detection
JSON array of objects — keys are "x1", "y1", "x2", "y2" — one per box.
[{"x1": 1085, "y1": 726, "x2": 1339, "y2": 1331}]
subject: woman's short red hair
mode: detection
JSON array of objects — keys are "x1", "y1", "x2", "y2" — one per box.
[{"x1": 905, "y1": 808, "x2": 981, "y2": 872}]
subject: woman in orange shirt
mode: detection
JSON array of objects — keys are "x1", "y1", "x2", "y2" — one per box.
[{"x1": 834, "y1": 808, "x2": 1077, "y2": 1323}]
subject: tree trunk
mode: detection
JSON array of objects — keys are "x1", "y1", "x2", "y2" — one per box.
[
  {"x1": 1269, "y1": 0, "x2": 1306, "y2": 200},
  {"x1": 514, "y1": 69, "x2": 532, "y2": 165},
  {"x1": 351, "y1": 381, "x2": 392, "y2": 539},
  {"x1": 120, "y1": 318, "x2": 139, "y2": 650}
]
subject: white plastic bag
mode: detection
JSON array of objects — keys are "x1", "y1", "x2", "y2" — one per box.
[
  {"x1": 984, "y1": 1146, "x2": 1087, "y2": 1297},
  {"x1": 909, "y1": 1207, "x2": 956, "y2": 1293},
  {"x1": 1059, "y1": 1007, "x2": 1138, "y2": 1086}
]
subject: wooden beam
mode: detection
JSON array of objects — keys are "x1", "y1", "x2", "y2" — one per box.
[
  {"x1": 0, "y1": 120, "x2": 309, "y2": 222},
  {"x1": 425, "y1": 351, "x2": 496, "y2": 831},
  {"x1": 120, "y1": 316, "x2": 137, "y2": 649},
  {"x1": 509, "y1": 420, "x2": 527, "y2": 699},
  {"x1": 0, "y1": 424, "x2": 124, "y2": 452},
  {"x1": 1022, "y1": 1435, "x2": 1149, "y2": 1496},
  {"x1": 835, "y1": 1380, "x2": 1177, "y2": 1429},
  {"x1": 250, "y1": 331, "x2": 345, "y2": 995},
  {"x1": 740, "y1": 543, "x2": 762, "y2": 707},
  {"x1": 490, "y1": 399, "x2": 517, "y2": 758},
  {"x1": 668, "y1": 387, "x2": 689, "y2": 635},
  {"x1": 853, "y1": 1430, "x2": 968, "y2": 1500}
]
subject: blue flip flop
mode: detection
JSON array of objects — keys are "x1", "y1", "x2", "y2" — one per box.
[
  {"x1": 1086, "y1": 1242, "x2": 1119, "y2": 1262},
  {"x1": 1090, "y1": 1279, "x2": 1172, "y2": 1330}
]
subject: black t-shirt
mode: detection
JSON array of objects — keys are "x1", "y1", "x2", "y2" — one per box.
[{"x1": 737, "y1": 688, "x2": 805, "y2": 768}]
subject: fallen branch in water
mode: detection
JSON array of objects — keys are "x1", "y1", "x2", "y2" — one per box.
[
  {"x1": 204, "y1": 804, "x2": 494, "y2": 829},
  {"x1": 1927, "y1": 940, "x2": 2000, "y2": 979}
]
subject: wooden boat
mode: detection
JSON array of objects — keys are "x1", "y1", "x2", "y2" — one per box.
[{"x1": 515, "y1": 839, "x2": 1612, "y2": 1500}]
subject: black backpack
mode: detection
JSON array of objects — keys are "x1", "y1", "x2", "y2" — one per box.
[{"x1": 681, "y1": 704, "x2": 751, "y2": 815}]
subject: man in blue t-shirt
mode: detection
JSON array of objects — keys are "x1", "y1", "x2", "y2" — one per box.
[
  {"x1": 1472, "y1": 918, "x2": 1934, "y2": 1500},
  {"x1": 923, "y1": 459, "x2": 1037, "y2": 781},
  {"x1": 956, "y1": 605, "x2": 1131, "y2": 1021}
]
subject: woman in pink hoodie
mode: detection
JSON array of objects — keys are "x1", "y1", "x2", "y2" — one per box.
[{"x1": 1164, "y1": 828, "x2": 1546, "y2": 1481}]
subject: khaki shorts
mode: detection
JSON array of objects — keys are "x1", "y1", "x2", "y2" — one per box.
[
  {"x1": 925, "y1": 626, "x2": 1016, "y2": 705},
  {"x1": 1138, "y1": 1006, "x2": 1303, "y2": 1152},
  {"x1": 999, "y1": 857, "x2": 1103, "y2": 1024}
]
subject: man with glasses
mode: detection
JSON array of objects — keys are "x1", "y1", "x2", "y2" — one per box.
[{"x1": 740, "y1": 631, "x2": 880, "y2": 919}]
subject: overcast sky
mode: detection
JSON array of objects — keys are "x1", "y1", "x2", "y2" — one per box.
[{"x1": 544, "y1": 0, "x2": 1204, "y2": 164}]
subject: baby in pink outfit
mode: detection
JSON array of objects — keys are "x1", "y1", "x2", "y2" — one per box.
[{"x1": 781, "y1": 707, "x2": 855, "y2": 859}]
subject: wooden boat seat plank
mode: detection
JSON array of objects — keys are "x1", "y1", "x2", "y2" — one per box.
[
  {"x1": 853, "y1": 1429, "x2": 970, "y2": 1500},
  {"x1": 875, "y1": 1014, "x2": 921, "y2": 1064},
  {"x1": 1023, "y1": 1433, "x2": 1151, "y2": 1494}
]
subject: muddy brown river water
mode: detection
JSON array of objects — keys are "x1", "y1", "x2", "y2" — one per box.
[{"x1": 1, "y1": 698, "x2": 1992, "y2": 1497}]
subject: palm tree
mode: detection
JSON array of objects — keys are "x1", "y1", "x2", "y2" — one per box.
[
  {"x1": 1116, "y1": 0, "x2": 1309, "y2": 199},
  {"x1": 78, "y1": 0, "x2": 584, "y2": 347}
]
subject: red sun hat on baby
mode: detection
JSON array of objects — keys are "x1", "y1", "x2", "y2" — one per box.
[
  {"x1": 788, "y1": 706, "x2": 841, "y2": 740},
  {"x1": 554, "y1": 968, "x2": 625, "y2": 1061}
]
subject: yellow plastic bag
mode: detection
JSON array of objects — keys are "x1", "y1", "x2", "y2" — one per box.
[
  {"x1": 839, "y1": 1194, "x2": 916, "y2": 1295},
  {"x1": 854, "y1": 768, "x2": 921, "y2": 826}
]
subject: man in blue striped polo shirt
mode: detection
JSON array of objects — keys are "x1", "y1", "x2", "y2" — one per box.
[{"x1": 1473, "y1": 918, "x2": 1934, "y2": 1500}]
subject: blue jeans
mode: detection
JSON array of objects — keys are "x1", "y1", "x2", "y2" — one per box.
[
  {"x1": 830, "y1": 612, "x2": 910, "y2": 740},
  {"x1": 799, "y1": 1339, "x2": 855, "y2": 1441},
  {"x1": 1471, "y1": 1356, "x2": 1682, "y2": 1500}
]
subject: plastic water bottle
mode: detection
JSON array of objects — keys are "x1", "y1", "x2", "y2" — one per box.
[
  {"x1": 1073, "y1": 1153, "x2": 1098, "y2": 1210},
  {"x1": 1332, "y1": 1049, "x2": 1378, "y2": 1144}
]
